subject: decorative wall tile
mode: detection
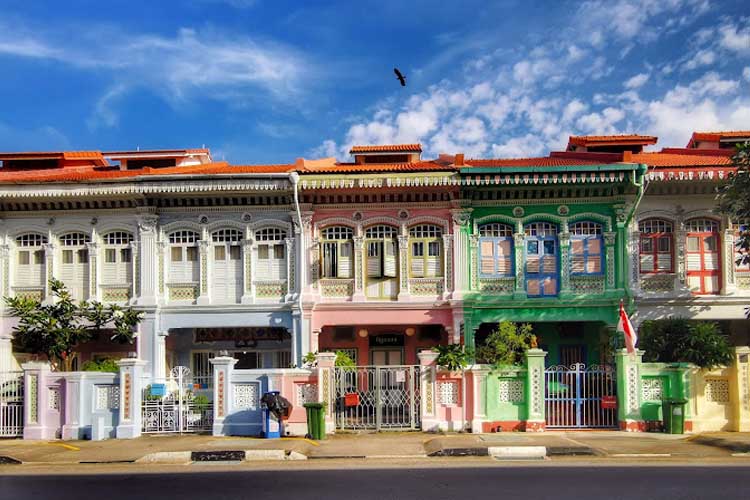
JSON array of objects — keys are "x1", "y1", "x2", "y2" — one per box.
[
  {"x1": 233, "y1": 383, "x2": 259, "y2": 410},
  {"x1": 641, "y1": 377, "x2": 664, "y2": 402},
  {"x1": 48, "y1": 386, "x2": 60, "y2": 411},
  {"x1": 102, "y1": 287, "x2": 131, "y2": 302},
  {"x1": 95, "y1": 385, "x2": 120, "y2": 410},
  {"x1": 28, "y1": 374, "x2": 38, "y2": 423},
  {"x1": 641, "y1": 274, "x2": 675, "y2": 292},
  {"x1": 296, "y1": 383, "x2": 318, "y2": 406},
  {"x1": 409, "y1": 278, "x2": 444, "y2": 296},
  {"x1": 705, "y1": 378, "x2": 730, "y2": 403},
  {"x1": 168, "y1": 285, "x2": 198, "y2": 301},
  {"x1": 479, "y1": 277, "x2": 515, "y2": 294},
  {"x1": 569, "y1": 276, "x2": 605, "y2": 294},
  {"x1": 627, "y1": 365, "x2": 639, "y2": 412},
  {"x1": 438, "y1": 381, "x2": 459, "y2": 405},
  {"x1": 498, "y1": 379, "x2": 525, "y2": 403},
  {"x1": 320, "y1": 279, "x2": 354, "y2": 297}
]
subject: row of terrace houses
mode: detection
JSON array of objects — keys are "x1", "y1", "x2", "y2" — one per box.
[{"x1": 0, "y1": 131, "x2": 748, "y2": 435}]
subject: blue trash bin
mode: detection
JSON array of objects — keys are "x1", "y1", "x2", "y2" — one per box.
[{"x1": 262, "y1": 391, "x2": 282, "y2": 438}]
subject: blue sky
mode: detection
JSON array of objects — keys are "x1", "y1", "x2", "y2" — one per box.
[{"x1": 0, "y1": 0, "x2": 748, "y2": 163}]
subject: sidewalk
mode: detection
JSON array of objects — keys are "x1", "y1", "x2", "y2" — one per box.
[{"x1": 0, "y1": 431, "x2": 747, "y2": 465}]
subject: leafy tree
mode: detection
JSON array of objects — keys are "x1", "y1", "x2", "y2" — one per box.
[
  {"x1": 5, "y1": 279, "x2": 142, "y2": 371},
  {"x1": 476, "y1": 321, "x2": 535, "y2": 366},
  {"x1": 433, "y1": 344, "x2": 473, "y2": 371},
  {"x1": 717, "y1": 141, "x2": 750, "y2": 265},
  {"x1": 639, "y1": 318, "x2": 733, "y2": 369}
]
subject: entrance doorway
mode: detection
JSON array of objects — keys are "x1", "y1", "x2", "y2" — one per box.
[{"x1": 371, "y1": 349, "x2": 403, "y2": 366}]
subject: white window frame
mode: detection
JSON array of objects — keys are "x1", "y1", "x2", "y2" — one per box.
[
  {"x1": 14, "y1": 233, "x2": 47, "y2": 289},
  {"x1": 168, "y1": 230, "x2": 200, "y2": 284},
  {"x1": 478, "y1": 223, "x2": 514, "y2": 278},
  {"x1": 101, "y1": 231, "x2": 133, "y2": 286},
  {"x1": 409, "y1": 224, "x2": 443, "y2": 278},
  {"x1": 320, "y1": 226, "x2": 354, "y2": 279},
  {"x1": 255, "y1": 228, "x2": 287, "y2": 281}
]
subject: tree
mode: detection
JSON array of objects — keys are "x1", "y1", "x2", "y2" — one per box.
[
  {"x1": 476, "y1": 321, "x2": 535, "y2": 366},
  {"x1": 639, "y1": 318, "x2": 733, "y2": 369},
  {"x1": 717, "y1": 141, "x2": 750, "y2": 265},
  {"x1": 4, "y1": 279, "x2": 142, "y2": 371}
]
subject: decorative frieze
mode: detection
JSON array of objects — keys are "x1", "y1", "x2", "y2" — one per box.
[
  {"x1": 254, "y1": 280, "x2": 288, "y2": 298},
  {"x1": 409, "y1": 278, "x2": 444, "y2": 296},
  {"x1": 640, "y1": 274, "x2": 675, "y2": 292},
  {"x1": 168, "y1": 285, "x2": 199, "y2": 301},
  {"x1": 319, "y1": 279, "x2": 354, "y2": 297},
  {"x1": 569, "y1": 275, "x2": 605, "y2": 294},
  {"x1": 479, "y1": 277, "x2": 515, "y2": 294}
]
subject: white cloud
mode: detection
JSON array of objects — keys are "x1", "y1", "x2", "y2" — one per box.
[
  {"x1": 624, "y1": 73, "x2": 649, "y2": 89},
  {"x1": 743, "y1": 67, "x2": 750, "y2": 82},
  {"x1": 683, "y1": 49, "x2": 716, "y2": 70},
  {"x1": 87, "y1": 84, "x2": 128, "y2": 130},
  {"x1": 718, "y1": 20, "x2": 750, "y2": 55},
  {"x1": 491, "y1": 134, "x2": 545, "y2": 158}
]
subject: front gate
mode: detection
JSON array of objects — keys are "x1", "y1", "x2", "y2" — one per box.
[
  {"x1": 142, "y1": 366, "x2": 213, "y2": 434},
  {"x1": 334, "y1": 366, "x2": 420, "y2": 431},
  {"x1": 545, "y1": 363, "x2": 617, "y2": 428},
  {"x1": 0, "y1": 371, "x2": 23, "y2": 437}
]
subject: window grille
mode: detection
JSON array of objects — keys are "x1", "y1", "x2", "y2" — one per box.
[
  {"x1": 685, "y1": 218, "x2": 719, "y2": 233},
  {"x1": 103, "y1": 232, "x2": 133, "y2": 245},
  {"x1": 168, "y1": 230, "x2": 200, "y2": 244},
  {"x1": 479, "y1": 223, "x2": 513, "y2": 237},
  {"x1": 524, "y1": 222, "x2": 558, "y2": 236},
  {"x1": 59, "y1": 232, "x2": 90, "y2": 246},
  {"x1": 16, "y1": 233, "x2": 47, "y2": 247},
  {"x1": 255, "y1": 227, "x2": 287, "y2": 241},
  {"x1": 212, "y1": 228, "x2": 243, "y2": 242}
]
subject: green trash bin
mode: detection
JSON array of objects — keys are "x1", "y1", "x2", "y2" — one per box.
[
  {"x1": 303, "y1": 402, "x2": 326, "y2": 440},
  {"x1": 662, "y1": 398, "x2": 688, "y2": 434}
]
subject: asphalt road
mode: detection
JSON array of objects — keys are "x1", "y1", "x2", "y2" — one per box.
[{"x1": 1, "y1": 465, "x2": 748, "y2": 500}]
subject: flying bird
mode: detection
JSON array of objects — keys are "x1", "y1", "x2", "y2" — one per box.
[{"x1": 394, "y1": 67, "x2": 406, "y2": 86}]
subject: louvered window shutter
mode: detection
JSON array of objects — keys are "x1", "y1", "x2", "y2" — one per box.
[
  {"x1": 338, "y1": 241, "x2": 352, "y2": 278},
  {"x1": 384, "y1": 239, "x2": 397, "y2": 278}
]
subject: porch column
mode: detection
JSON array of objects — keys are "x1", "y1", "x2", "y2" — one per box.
[
  {"x1": 470, "y1": 366, "x2": 490, "y2": 433},
  {"x1": 197, "y1": 239, "x2": 211, "y2": 305},
  {"x1": 450, "y1": 209, "x2": 472, "y2": 299},
  {"x1": 61, "y1": 373, "x2": 85, "y2": 440},
  {"x1": 418, "y1": 350, "x2": 439, "y2": 432},
  {"x1": 22, "y1": 361, "x2": 51, "y2": 439},
  {"x1": 397, "y1": 235, "x2": 410, "y2": 299},
  {"x1": 615, "y1": 348, "x2": 645, "y2": 431},
  {"x1": 153, "y1": 331, "x2": 169, "y2": 380},
  {"x1": 512, "y1": 233, "x2": 525, "y2": 299},
  {"x1": 353, "y1": 235, "x2": 365, "y2": 301},
  {"x1": 525, "y1": 348, "x2": 546, "y2": 431},
  {"x1": 209, "y1": 355, "x2": 237, "y2": 437},
  {"x1": 115, "y1": 358, "x2": 146, "y2": 439},
  {"x1": 136, "y1": 215, "x2": 158, "y2": 306},
  {"x1": 315, "y1": 352, "x2": 336, "y2": 434},
  {"x1": 733, "y1": 347, "x2": 750, "y2": 432},
  {"x1": 558, "y1": 231, "x2": 571, "y2": 295}
]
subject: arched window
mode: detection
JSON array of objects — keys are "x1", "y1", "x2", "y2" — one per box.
[
  {"x1": 364, "y1": 225, "x2": 398, "y2": 279},
  {"x1": 409, "y1": 224, "x2": 443, "y2": 278},
  {"x1": 570, "y1": 221, "x2": 603, "y2": 275},
  {"x1": 685, "y1": 218, "x2": 721, "y2": 294},
  {"x1": 211, "y1": 228, "x2": 243, "y2": 303},
  {"x1": 102, "y1": 231, "x2": 133, "y2": 286},
  {"x1": 320, "y1": 226, "x2": 353, "y2": 279},
  {"x1": 59, "y1": 232, "x2": 91, "y2": 300},
  {"x1": 639, "y1": 219, "x2": 673, "y2": 274},
  {"x1": 478, "y1": 223, "x2": 514, "y2": 277},
  {"x1": 255, "y1": 227, "x2": 287, "y2": 281},
  {"x1": 15, "y1": 233, "x2": 47, "y2": 290},
  {"x1": 168, "y1": 230, "x2": 200, "y2": 284},
  {"x1": 524, "y1": 222, "x2": 558, "y2": 297}
]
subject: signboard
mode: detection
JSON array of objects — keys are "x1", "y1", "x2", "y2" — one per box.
[
  {"x1": 601, "y1": 395, "x2": 617, "y2": 409},
  {"x1": 369, "y1": 334, "x2": 404, "y2": 347},
  {"x1": 344, "y1": 393, "x2": 360, "y2": 407}
]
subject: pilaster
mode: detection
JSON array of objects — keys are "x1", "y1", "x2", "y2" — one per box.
[
  {"x1": 525, "y1": 349, "x2": 546, "y2": 431},
  {"x1": 733, "y1": 347, "x2": 750, "y2": 432},
  {"x1": 397, "y1": 235, "x2": 410, "y2": 299},
  {"x1": 450, "y1": 209, "x2": 471, "y2": 299},
  {"x1": 512, "y1": 233, "x2": 525, "y2": 299},
  {"x1": 22, "y1": 361, "x2": 52, "y2": 440},
  {"x1": 129, "y1": 241, "x2": 139, "y2": 303},
  {"x1": 723, "y1": 229, "x2": 737, "y2": 294},
  {"x1": 86, "y1": 242, "x2": 99, "y2": 301},
  {"x1": 241, "y1": 238, "x2": 254, "y2": 304},
  {"x1": 209, "y1": 355, "x2": 237, "y2": 436},
  {"x1": 43, "y1": 243, "x2": 55, "y2": 302},
  {"x1": 418, "y1": 350, "x2": 439, "y2": 432},
  {"x1": 469, "y1": 366, "x2": 490, "y2": 433},
  {"x1": 315, "y1": 352, "x2": 336, "y2": 434},
  {"x1": 604, "y1": 231, "x2": 616, "y2": 290},
  {"x1": 442, "y1": 233, "x2": 453, "y2": 300},
  {"x1": 115, "y1": 358, "x2": 147, "y2": 439},
  {"x1": 197, "y1": 240, "x2": 211, "y2": 305},
  {"x1": 0, "y1": 243, "x2": 10, "y2": 313},
  {"x1": 616, "y1": 348, "x2": 645, "y2": 431},
  {"x1": 136, "y1": 216, "x2": 158, "y2": 306},
  {"x1": 558, "y1": 231, "x2": 571, "y2": 295},
  {"x1": 628, "y1": 229, "x2": 641, "y2": 296},
  {"x1": 353, "y1": 235, "x2": 365, "y2": 301},
  {"x1": 61, "y1": 372, "x2": 85, "y2": 440},
  {"x1": 469, "y1": 234, "x2": 479, "y2": 292},
  {"x1": 285, "y1": 237, "x2": 295, "y2": 302}
]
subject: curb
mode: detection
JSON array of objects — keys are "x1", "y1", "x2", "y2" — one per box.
[
  {"x1": 137, "y1": 449, "x2": 307, "y2": 464},
  {"x1": 0, "y1": 456, "x2": 22, "y2": 465},
  {"x1": 488, "y1": 446, "x2": 547, "y2": 460}
]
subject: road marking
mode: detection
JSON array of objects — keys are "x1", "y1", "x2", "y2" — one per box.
[
  {"x1": 47, "y1": 442, "x2": 80, "y2": 451},
  {"x1": 610, "y1": 453, "x2": 671, "y2": 457},
  {"x1": 279, "y1": 437, "x2": 320, "y2": 447}
]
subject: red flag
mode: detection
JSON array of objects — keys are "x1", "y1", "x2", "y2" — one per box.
[{"x1": 618, "y1": 301, "x2": 638, "y2": 354}]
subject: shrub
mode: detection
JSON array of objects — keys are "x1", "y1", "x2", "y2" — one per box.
[
  {"x1": 433, "y1": 344, "x2": 473, "y2": 371},
  {"x1": 640, "y1": 318, "x2": 733, "y2": 369},
  {"x1": 81, "y1": 358, "x2": 120, "y2": 373},
  {"x1": 476, "y1": 321, "x2": 534, "y2": 366}
]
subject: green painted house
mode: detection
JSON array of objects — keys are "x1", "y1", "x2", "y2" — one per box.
[{"x1": 456, "y1": 156, "x2": 648, "y2": 368}]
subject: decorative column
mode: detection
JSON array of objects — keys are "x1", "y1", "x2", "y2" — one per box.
[
  {"x1": 209, "y1": 355, "x2": 237, "y2": 436},
  {"x1": 558, "y1": 231, "x2": 571, "y2": 296},
  {"x1": 153, "y1": 331, "x2": 169, "y2": 380},
  {"x1": 733, "y1": 347, "x2": 750, "y2": 432},
  {"x1": 628, "y1": 229, "x2": 641, "y2": 296},
  {"x1": 604, "y1": 231, "x2": 617, "y2": 290},
  {"x1": 676, "y1": 224, "x2": 687, "y2": 287},
  {"x1": 285, "y1": 237, "x2": 295, "y2": 302},
  {"x1": 115, "y1": 358, "x2": 147, "y2": 439},
  {"x1": 397, "y1": 235, "x2": 410, "y2": 299},
  {"x1": 315, "y1": 352, "x2": 336, "y2": 434},
  {"x1": 513, "y1": 233, "x2": 525, "y2": 299},
  {"x1": 86, "y1": 241, "x2": 99, "y2": 301},
  {"x1": 615, "y1": 348, "x2": 645, "y2": 432},
  {"x1": 525, "y1": 348, "x2": 546, "y2": 432},
  {"x1": 43, "y1": 242, "x2": 55, "y2": 302},
  {"x1": 450, "y1": 209, "x2": 472, "y2": 300},
  {"x1": 129, "y1": 241, "x2": 139, "y2": 302},
  {"x1": 352, "y1": 235, "x2": 365, "y2": 301},
  {"x1": 469, "y1": 365, "x2": 490, "y2": 433},
  {"x1": 241, "y1": 237, "x2": 254, "y2": 304},
  {"x1": 136, "y1": 216, "x2": 158, "y2": 306},
  {"x1": 197, "y1": 240, "x2": 211, "y2": 305},
  {"x1": 442, "y1": 234, "x2": 453, "y2": 300},
  {"x1": 0, "y1": 242, "x2": 9, "y2": 314},
  {"x1": 22, "y1": 361, "x2": 51, "y2": 440},
  {"x1": 469, "y1": 234, "x2": 479, "y2": 292},
  {"x1": 0, "y1": 336, "x2": 15, "y2": 372},
  {"x1": 297, "y1": 212, "x2": 313, "y2": 299},
  {"x1": 310, "y1": 237, "x2": 321, "y2": 293},
  {"x1": 156, "y1": 240, "x2": 166, "y2": 304},
  {"x1": 723, "y1": 229, "x2": 737, "y2": 295},
  {"x1": 61, "y1": 372, "x2": 85, "y2": 440},
  {"x1": 418, "y1": 350, "x2": 439, "y2": 431}
]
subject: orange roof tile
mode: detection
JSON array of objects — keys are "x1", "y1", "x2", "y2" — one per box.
[
  {"x1": 631, "y1": 152, "x2": 732, "y2": 167},
  {"x1": 299, "y1": 160, "x2": 451, "y2": 174},
  {"x1": 688, "y1": 131, "x2": 750, "y2": 147},
  {"x1": 104, "y1": 148, "x2": 210, "y2": 157},
  {"x1": 568, "y1": 135, "x2": 657, "y2": 147},
  {"x1": 465, "y1": 156, "x2": 608, "y2": 167},
  {"x1": 349, "y1": 144, "x2": 422, "y2": 153}
]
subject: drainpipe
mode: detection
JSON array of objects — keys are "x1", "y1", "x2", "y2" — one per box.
[
  {"x1": 623, "y1": 163, "x2": 648, "y2": 303},
  {"x1": 290, "y1": 172, "x2": 304, "y2": 366}
]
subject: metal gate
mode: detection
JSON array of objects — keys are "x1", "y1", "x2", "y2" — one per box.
[
  {"x1": 334, "y1": 366, "x2": 420, "y2": 431},
  {"x1": 142, "y1": 366, "x2": 213, "y2": 434},
  {"x1": 545, "y1": 363, "x2": 617, "y2": 428},
  {"x1": 0, "y1": 371, "x2": 23, "y2": 437}
]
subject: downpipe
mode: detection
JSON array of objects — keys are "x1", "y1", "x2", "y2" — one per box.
[{"x1": 290, "y1": 172, "x2": 304, "y2": 365}]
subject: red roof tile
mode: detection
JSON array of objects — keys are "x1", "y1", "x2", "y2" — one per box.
[
  {"x1": 104, "y1": 148, "x2": 210, "y2": 157},
  {"x1": 0, "y1": 151, "x2": 108, "y2": 166},
  {"x1": 688, "y1": 131, "x2": 750, "y2": 147},
  {"x1": 631, "y1": 152, "x2": 732, "y2": 167},
  {"x1": 300, "y1": 160, "x2": 451, "y2": 174},
  {"x1": 465, "y1": 156, "x2": 608, "y2": 167},
  {"x1": 568, "y1": 135, "x2": 657, "y2": 147},
  {"x1": 349, "y1": 144, "x2": 422, "y2": 153}
]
